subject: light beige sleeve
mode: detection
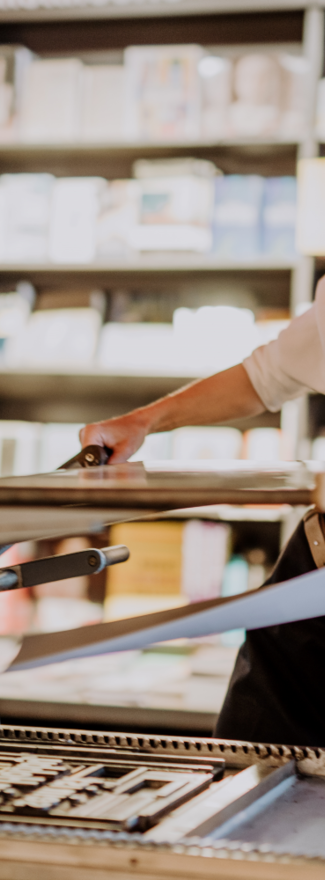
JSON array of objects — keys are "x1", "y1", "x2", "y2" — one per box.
[{"x1": 243, "y1": 298, "x2": 325, "y2": 412}]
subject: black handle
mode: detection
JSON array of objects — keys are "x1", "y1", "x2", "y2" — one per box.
[
  {"x1": 0, "y1": 544, "x2": 129, "y2": 592},
  {"x1": 60, "y1": 444, "x2": 112, "y2": 470}
]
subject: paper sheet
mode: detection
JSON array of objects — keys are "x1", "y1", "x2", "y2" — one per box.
[{"x1": 8, "y1": 566, "x2": 325, "y2": 672}]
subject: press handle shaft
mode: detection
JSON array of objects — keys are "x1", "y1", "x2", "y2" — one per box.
[{"x1": 0, "y1": 544, "x2": 129, "y2": 592}]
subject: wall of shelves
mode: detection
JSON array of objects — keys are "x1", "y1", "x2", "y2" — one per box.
[
  {"x1": 0, "y1": 5, "x2": 321, "y2": 447},
  {"x1": 0, "y1": 0, "x2": 323, "y2": 732}
]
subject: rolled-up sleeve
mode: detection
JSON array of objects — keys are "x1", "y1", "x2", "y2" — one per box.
[{"x1": 243, "y1": 294, "x2": 325, "y2": 412}]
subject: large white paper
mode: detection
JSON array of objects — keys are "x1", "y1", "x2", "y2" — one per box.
[{"x1": 8, "y1": 566, "x2": 325, "y2": 672}]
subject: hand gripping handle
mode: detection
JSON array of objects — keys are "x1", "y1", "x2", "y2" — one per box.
[{"x1": 60, "y1": 444, "x2": 112, "y2": 470}]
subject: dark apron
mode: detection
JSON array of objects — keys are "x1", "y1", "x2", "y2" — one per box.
[{"x1": 215, "y1": 509, "x2": 325, "y2": 746}]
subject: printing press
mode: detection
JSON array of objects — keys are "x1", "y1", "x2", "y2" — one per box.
[{"x1": 0, "y1": 449, "x2": 325, "y2": 877}]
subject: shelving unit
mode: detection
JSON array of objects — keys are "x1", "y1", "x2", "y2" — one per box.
[
  {"x1": 0, "y1": 4, "x2": 321, "y2": 457},
  {"x1": 0, "y1": 3, "x2": 321, "y2": 455},
  {"x1": 0, "y1": 0, "x2": 324, "y2": 733}
]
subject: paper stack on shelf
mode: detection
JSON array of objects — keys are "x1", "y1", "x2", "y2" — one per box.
[
  {"x1": 227, "y1": 49, "x2": 308, "y2": 139},
  {"x1": 171, "y1": 426, "x2": 243, "y2": 460},
  {"x1": 96, "y1": 179, "x2": 139, "y2": 258},
  {"x1": 124, "y1": 44, "x2": 202, "y2": 142},
  {"x1": 0, "y1": 43, "x2": 310, "y2": 146},
  {"x1": 199, "y1": 54, "x2": 232, "y2": 140},
  {"x1": 81, "y1": 64, "x2": 126, "y2": 143},
  {"x1": 213, "y1": 175, "x2": 264, "y2": 258},
  {"x1": 0, "y1": 286, "x2": 32, "y2": 357},
  {"x1": 229, "y1": 53, "x2": 281, "y2": 138},
  {"x1": 131, "y1": 178, "x2": 215, "y2": 252},
  {"x1": 242, "y1": 427, "x2": 286, "y2": 460},
  {"x1": 20, "y1": 57, "x2": 83, "y2": 143},
  {"x1": 97, "y1": 322, "x2": 175, "y2": 373},
  {"x1": 0, "y1": 45, "x2": 33, "y2": 143},
  {"x1": 262, "y1": 176, "x2": 297, "y2": 256},
  {"x1": 316, "y1": 78, "x2": 325, "y2": 140},
  {"x1": 105, "y1": 521, "x2": 187, "y2": 620},
  {"x1": 0, "y1": 173, "x2": 53, "y2": 263},
  {"x1": 181, "y1": 519, "x2": 230, "y2": 602},
  {"x1": 131, "y1": 157, "x2": 217, "y2": 252},
  {"x1": 5, "y1": 307, "x2": 102, "y2": 368},
  {"x1": 49, "y1": 177, "x2": 105, "y2": 264},
  {"x1": 0, "y1": 420, "x2": 40, "y2": 476},
  {"x1": 278, "y1": 51, "x2": 309, "y2": 138},
  {"x1": 105, "y1": 518, "x2": 232, "y2": 620},
  {"x1": 172, "y1": 305, "x2": 258, "y2": 375}
]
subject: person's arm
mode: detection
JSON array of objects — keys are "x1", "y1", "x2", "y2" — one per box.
[{"x1": 79, "y1": 363, "x2": 265, "y2": 463}]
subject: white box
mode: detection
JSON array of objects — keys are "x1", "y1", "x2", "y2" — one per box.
[
  {"x1": 49, "y1": 177, "x2": 105, "y2": 264},
  {"x1": 0, "y1": 173, "x2": 53, "y2": 263},
  {"x1": 20, "y1": 57, "x2": 83, "y2": 143},
  {"x1": 124, "y1": 44, "x2": 202, "y2": 142},
  {"x1": 81, "y1": 64, "x2": 126, "y2": 142},
  {"x1": 7, "y1": 308, "x2": 101, "y2": 368}
]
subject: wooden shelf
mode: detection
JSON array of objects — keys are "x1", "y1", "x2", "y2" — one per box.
[
  {"x1": 0, "y1": 367, "x2": 282, "y2": 425},
  {"x1": 0, "y1": 255, "x2": 297, "y2": 276},
  {"x1": 0, "y1": 0, "x2": 312, "y2": 25},
  {"x1": 0, "y1": 139, "x2": 300, "y2": 177}
]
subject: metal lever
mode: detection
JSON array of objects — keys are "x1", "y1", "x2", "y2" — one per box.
[
  {"x1": 0, "y1": 544, "x2": 129, "y2": 592},
  {"x1": 60, "y1": 444, "x2": 112, "y2": 470}
]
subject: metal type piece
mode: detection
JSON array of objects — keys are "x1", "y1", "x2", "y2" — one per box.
[
  {"x1": 60, "y1": 445, "x2": 112, "y2": 470},
  {"x1": 0, "y1": 739, "x2": 223, "y2": 833},
  {"x1": 0, "y1": 725, "x2": 323, "y2": 876},
  {"x1": 0, "y1": 545, "x2": 129, "y2": 594},
  {"x1": 8, "y1": 564, "x2": 325, "y2": 672}
]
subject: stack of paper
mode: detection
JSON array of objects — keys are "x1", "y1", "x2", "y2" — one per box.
[
  {"x1": 20, "y1": 57, "x2": 83, "y2": 143},
  {"x1": 0, "y1": 174, "x2": 53, "y2": 263},
  {"x1": 96, "y1": 180, "x2": 139, "y2": 258},
  {"x1": 105, "y1": 521, "x2": 187, "y2": 620},
  {"x1": 0, "y1": 45, "x2": 33, "y2": 142},
  {"x1": 97, "y1": 322, "x2": 175, "y2": 373},
  {"x1": 124, "y1": 44, "x2": 202, "y2": 142},
  {"x1": 213, "y1": 175, "x2": 264, "y2": 258},
  {"x1": 131, "y1": 175, "x2": 215, "y2": 252},
  {"x1": 172, "y1": 305, "x2": 259, "y2": 375},
  {"x1": 171, "y1": 426, "x2": 243, "y2": 460},
  {"x1": 81, "y1": 64, "x2": 126, "y2": 142},
  {"x1": 6, "y1": 307, "x2": 102, "y2": 368},
  {"x1": 242, "y1": 428, "x2": 286, "y2": 461},
  {"x1": 198, "y1": 54, "x2": 232, "y2": 140},
  {"x1": 262, "y1": 176, "x2": 297, "y2": 256},
  {"x1": 49, "y1": 177, "x2": 105, "y2": 264},
  {"x1": 0, "y1": 288, "x2": 31, "y2": 357},
  {"x1": 181, "y1": 519, "x2": 230, "y2": 602}
]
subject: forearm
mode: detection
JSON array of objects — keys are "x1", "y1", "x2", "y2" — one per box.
[
  {"x1": 80, "y1": 364, "x2": 265, "y2": 461},
  {"x1": 135, "y1": 364, "x2": 265, "y2": 433}
]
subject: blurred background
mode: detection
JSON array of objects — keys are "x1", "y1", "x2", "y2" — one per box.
[{"x1": 0, "y1": 0, "x2": 324, "y2": 737}]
